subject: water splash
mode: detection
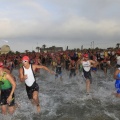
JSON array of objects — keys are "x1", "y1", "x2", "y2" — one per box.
[{"x1": 0, "y1": 68, "x2": 120, "y2": 120}]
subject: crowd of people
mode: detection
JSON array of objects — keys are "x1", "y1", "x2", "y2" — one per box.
[{"x1": 0, "y1": 48, "x2": 120, "y2": 115}]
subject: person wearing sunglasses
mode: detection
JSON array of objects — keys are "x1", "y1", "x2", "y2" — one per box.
[{"x1": 19, "y1": 55, "x2": 55, "y2": 113}]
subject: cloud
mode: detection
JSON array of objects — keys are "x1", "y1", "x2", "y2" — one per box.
[
  {"x1": 0, "y1": 15, "x2": 120, "y2": 40},
  {"x1": 21, "y1": 0, "x2": 51, "y2": 19},
  {"x1": 0, "y1": 0, "x2": 120, "y2": 52}
]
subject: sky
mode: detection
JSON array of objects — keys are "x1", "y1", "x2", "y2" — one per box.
[{"x1": 0, "y1": 0, "x2": 120, "y2": 52}]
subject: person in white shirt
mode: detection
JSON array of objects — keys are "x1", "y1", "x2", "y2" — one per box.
[
  {"x1": 80, "y1": 54, "x2": 95, "y2": 95},
  {"x1": 19, "y1": 56, "x2": 55, "y2": 113}
]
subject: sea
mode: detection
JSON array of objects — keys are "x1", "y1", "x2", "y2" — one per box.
[{"x1": 0, "y1": 67, "x2": 120, "y2": 120}]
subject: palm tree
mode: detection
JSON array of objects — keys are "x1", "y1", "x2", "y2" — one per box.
[
  {"x1": 116, "y1": 43, "x2": 120, "y2": 48},
  {"x1": 32, "y1": 50, "x2": 35, "y2": 53},
  {"x1": 42, "y1": 44, "x2": 46, "y2": 50},
  {"x1": 15, "y1": 51, "x2": 20, "y2": 54},
  {"x1": 36, "y1": 47, "x2": 40, "y2": 52},
  {"x1": 8, "y1": 51, "x2": 14, "y2": 55},
  {"x1": 25, "y1": 50, "x2": 29, "y2": 53}
]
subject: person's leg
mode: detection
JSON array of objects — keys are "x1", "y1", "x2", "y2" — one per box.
[
  {"x1": 26, "y1": 83, "x2": 40, "y2": 113},
  {"x1": 74, "y1": 70, "x2": 76, "y2": 76},
  {"x1": 8, "y1": 106, "x2": 15, "y2": 114},
  {"x1": 1, "y1": 105, "x2": 7, "y2": 115},
  {"x1": 60, "y1": 73, "x2": 63, "y2": 80},
  {"x1": 113, "y1": 90, "x2": 120, "y2": 98},
  {"x1": 86, "y1": 79, "x2": 90, "y2": 94},
  {"x1": 33, "y1": 91, "x2": 40, "y2": 113},
  {"x1": 69, "y1": 71, "x2": 72, "y2": 78},
  {"x1": 8, "y1": 94, "x2": 16, "y2": 114},
  {"x1": 104, "y1": 68, "x2": 107, "y2": 77},
  {"x1": 55, "y1": 73, "x2": 58, "y2": 80},
  {"x1": 115, "y1": 93, "x2": 120, "y2": 98}
]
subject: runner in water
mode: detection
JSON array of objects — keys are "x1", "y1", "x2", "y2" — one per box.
[
  {"x1": 55, "y1": 58, "x2": 63, "y2": 80},
  {"x1": 114, "y1": 66, "x2": 120, "y2": 98},
  {"x1": 0, "y1": 62, "x2": 16, "y2": 115},
  {"x1": 19, "y1": 56, "x2": 55, "y2": 113},
  {"x1": 116, "y1": 50, "x2": 120, "y2": 69},
  {"x1": 90, "y1": 53, "x2": 99, "y2": 74},
  {"x1": 69, "y1": 60, "x2": 77, "y2": 78},
  {"x1": 77, "y1": 56, "x2": 83, "y2": 75},
  {"x1": 100, "y1": 58, "x2": 111, "y2": 77},
  {"x1": 80, "y1": 54, "x2": 95, "y2": 95},
  {"x1": 64, "y1": 56, "x2": 71, "y2": 75},
  {"x1": 51, "y1": 57, "x2": 57, "y2": 71}
]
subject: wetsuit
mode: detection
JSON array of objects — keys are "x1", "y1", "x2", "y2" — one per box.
[
  {"x1": 115, "y1": 73, "x2": 120, "y2": 93},
  {"x1": 23, "y1": 64, "x2": 39, "y2": 99},
  {"x1": 0, "y1": 72, "x2": 15, "y2": 106},
  {"x1": 101, "y1": 61, "x2": 108, "y2": 71},
  {"x1": 69, "y1": 63, "x2": 76, "y2": 78},
  {"x1": 65, "y1": 59, "x2": 70, "y2": 70},
  {"x1": 82, "y1": 61, "x2": 92, "y2": 83},
  {"x1": 55, "y1": 62, "x2": 62, "y2": 79}
]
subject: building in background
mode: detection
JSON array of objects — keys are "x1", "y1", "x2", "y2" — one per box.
[
  {"x1": 40, "y1": 46, "x2": 63, "y2": 52},
  {"x1": 0, "y1": 45, "x2": 11, "y2": 54}
]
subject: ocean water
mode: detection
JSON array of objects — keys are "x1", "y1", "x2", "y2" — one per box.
[{"x1": 0, "y1": 68, "x2": 120, "y2": 120}]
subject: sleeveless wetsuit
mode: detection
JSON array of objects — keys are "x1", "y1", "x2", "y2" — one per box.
[
  {"x1": 0, "y1": 72, "x2": 15, "y2": 106},
  {"x1": 115, "y1": 73, "x2": 120, "y2": 93},
  {"x1": 23, "y1": 64, "x2": 39, "y2": 99},
  {"x1": 82, "y1": 61, "x2": 92, "y2": 83},
  {"x1": 69, "y1": 63, "x2": 76, "y2": 78},
  {"x1": 65, "y1": 59, "x2": 70, "y2": 70},
  {"x1": 55, "y1": 62, "x2": 62, "y2": 78},
  {"x1": 101, "y1": 61, "x2": 108, "y2": 70}
]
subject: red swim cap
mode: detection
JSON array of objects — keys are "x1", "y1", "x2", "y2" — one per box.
[
  {"x1": 22, "y1": 56, "x2": 30, "y2": 61},
  {"x1": 83, "y1": 54, "x2": 89, "y2": 58},
  {"x1": 0, "y1": 62, "x2": 3, "y2": 67}
]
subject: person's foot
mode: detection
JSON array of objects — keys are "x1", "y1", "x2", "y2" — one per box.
[
  {"x1": 60, "y1": 77, "x2": 63, "y2": 81},
  {"x1": 36, "y1": 105, "x2": 41, "y2": 113},
  {"x1": 86, "y1": 92, "x2": 90, "y2": 95},
  {"x1": 112, "y1": 93, "x2": 120, "y2": 98},
  {"x1": 112, "y1": 92, "x2": 116, "y2": 95},
  {"x1": 31, "y1": 100, "x2": 36, "y2": 106}
]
